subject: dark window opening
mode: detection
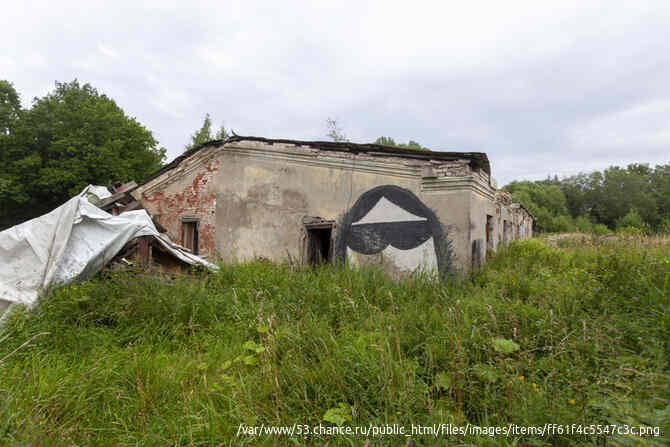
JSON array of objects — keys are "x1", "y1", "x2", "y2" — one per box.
[
  {"x1": 503, "y1": 220, "x2": 509, "y2": 245},
  {"x1": 183, "y1": 220, "x2": 199, "y2": 255},
  {"x1": 486, "y1": 215, "x2": 494, "y2": 251},
  {"x1": 306, "y1": 227, "x2": 332, "y2": 266},
  {"x1": 471, "y1": 239, "x2": 482, "y2": 269}
]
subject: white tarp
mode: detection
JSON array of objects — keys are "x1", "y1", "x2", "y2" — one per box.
[
  {"x1": 81, "y1": 185, "x2": 112, "y2": 204},
  {"x1": 0, "y1": 186, "x2": 216, "y2": 308}
]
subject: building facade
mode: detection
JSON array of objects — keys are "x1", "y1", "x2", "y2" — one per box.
[{"x1": 131, "y1": 136, "x2": 533, "y2": 276}]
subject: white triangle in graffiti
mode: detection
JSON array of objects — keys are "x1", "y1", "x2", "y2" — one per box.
[
  {"x1": 352, "y1": 197, "x2": 427, "y2": 225},
  {"x1": 346, "y1": 238, "x2": 437, "y2": 273}
]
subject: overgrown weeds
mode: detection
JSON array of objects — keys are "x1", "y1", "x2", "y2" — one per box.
[{"x1": 1, "y1": 239, "x2": 668, "y2": 445}]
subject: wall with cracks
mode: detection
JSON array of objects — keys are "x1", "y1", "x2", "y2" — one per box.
[{"x1": 133, "y1": 138, "x2": 533, "y2": 274}]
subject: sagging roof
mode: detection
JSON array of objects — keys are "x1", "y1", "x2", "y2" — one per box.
[
  {"x1": 137, "y1": 135, "x2": 491, "y2": 187},
  {"x1": 0, "y1": 186, "x2": 216, "y2": 308}
]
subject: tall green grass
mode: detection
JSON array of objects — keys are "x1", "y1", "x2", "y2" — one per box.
[{"x1": 1, "y1": 239, "x2": 668, "y2": 446}]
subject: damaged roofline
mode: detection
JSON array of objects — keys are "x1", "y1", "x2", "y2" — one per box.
[
  {"x1": 133, "y1": 135, "x2": 492, "y2": 190},
  {"x1": 516, "y1": 203, "x2": 536, "y2": 221}
]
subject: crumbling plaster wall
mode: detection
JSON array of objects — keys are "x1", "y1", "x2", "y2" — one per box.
[
  {"x1": 211, "y1": 141, "x2": 474, "y2": 271},
  {"x1": 421, "y1": 184, "x2": 473, "y2": 273},
  {"x1": 469, "y1": 187, "x2": 496, "y2": 268},
  {"x1": 133, "y1": 140, "x2": 526, "y2": 274},
  {"x1": 470, "y1": 188, "x2": 534, "y2": 268},
  {"x1": 132, "y1": 146, "x2": 220, "y2": 259}
]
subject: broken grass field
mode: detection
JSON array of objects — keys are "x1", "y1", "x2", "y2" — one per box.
[{"x1": 1, "y1": 239, "x2": 669, "y2": 445}]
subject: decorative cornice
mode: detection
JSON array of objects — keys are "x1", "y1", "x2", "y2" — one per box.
[
  {"x1": 421, "y1": 176, "x2": 496, "y2": 200},
  {"x1": 137, "y1": 143, "x2": 498, "y2": 200},
  {"x1": 222, "y1": 143, "x2": 425, "y2": 179}
]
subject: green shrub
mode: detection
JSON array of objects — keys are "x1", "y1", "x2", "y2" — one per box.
[
  {"x1": 574, "y1": 215, "x2": 593, "y2": 233},
  {"x1": 657, "y1": 217, "x2": 670, "y2": 235},
  {"x1": 592, "y1": 223, "x2": 611, "y2": 235},
  {"x1": 551, "y1": 214, "x2": 574, "y2": 232},
  {"x1": 616, "y1": 208, "x2": 649, "y2": 233}
]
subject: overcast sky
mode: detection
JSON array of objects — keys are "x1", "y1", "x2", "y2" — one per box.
[{"x1": 3, "y1": 1, "x2": 669, "y2": 185}]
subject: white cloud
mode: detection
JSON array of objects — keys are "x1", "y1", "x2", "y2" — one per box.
[
  {"x1": 568, "y1": 100, "x2": 670, "y2": 151},
  {"x1": 2, "y1": 0, "x2": 670, "y2": 184},
  {"x1": 97, "y1": 43, "x2": 120, "y2": 60}
]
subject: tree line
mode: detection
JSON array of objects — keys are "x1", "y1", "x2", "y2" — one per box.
[
  {"x1": 503, "y1": 163, "x2": 670, "y2": 234},
  {"x1": 3, "y1": 81, "x2": 667, "y2": 236},
  {"x1": 0, "y1": 80, "x2": 165, "y2": 229},
  {"x1": 325, "y1": 118, "x2": 429, "y2": 150}
]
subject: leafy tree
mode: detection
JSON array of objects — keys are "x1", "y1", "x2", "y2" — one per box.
[
  {"x1": 374, "y1": 136, "x2": 429, "y2": 151},
  {"x1": 650, "y1": 163, "x2": 670, "y2": 220},
  {"x1": 558, "y1": 172, "x2": 591, "y2": 217},
  {"x1": 188, "y1": 113, "x2": 213, "y2": 150},
  {"x1": 215, "y1": 123, "x2": 229, "y2": 140},
  {"x1": 574, "y1": 215, "x2": 593, "y2": 233},
  {"x1": 503, "y1": 180, "x2": 574, "y2": 232},
  {"x1": 0, "y1": 81, "x2": 26, "y2": 220},
  {"x1": 504, "y1": 163, "x2": 670, "y2": 234},
  {"x1": 591, "y1": 166, "x2": 658, "y2": 229},
  {"x1": 592, "y1": 223, "x2": 610, "y2": 235},
  {"x1": 0, "y1": 80, "x2": 166, "y2": 228},
  {"x1": 185, "y1": 113, "x2": 229, "y2": 151},
  {"x1": 658, "y1": 217, "x2": 670, "y2": 234},
  {"x1": 374, "y1": 136, "x2": 396, "y2": 147},
  {"x1": 0, "y1": 80, "x2": 21, "y2": 135},
  {"x1": 615, "y1": 208, "x2": 647, "y2": 232},
  {"x1": 326, "y1": 117, "x2": 348, "y2": 142},
  {"x1": 401, "y1": 140, "x2": 428, "y2": 151}
]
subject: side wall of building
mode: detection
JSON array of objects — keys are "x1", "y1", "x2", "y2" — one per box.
[
  {"x1": 470, "y1": 188, "x2": 534, "y2": 268},
  {"x1": 214, "y1": 142, "x2": 419, "y2": 264},
  {"x1": 135, "y1": 141, "x2": 478, "y2": 274},
  {"x1": 134, "y1": 140, "x2": 532, "y2": 275},
  {"x1": 210, "y1": 141, "x2": 474, "y2": 275}
]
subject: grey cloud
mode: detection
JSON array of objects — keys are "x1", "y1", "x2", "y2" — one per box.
[{"x1": 3, "y1": 1, "x2": 670, "y2": 185}]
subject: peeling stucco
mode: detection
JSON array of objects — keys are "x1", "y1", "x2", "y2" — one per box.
[{"x1": 132, "y1": 137, "x2": 533, "y2": 273}]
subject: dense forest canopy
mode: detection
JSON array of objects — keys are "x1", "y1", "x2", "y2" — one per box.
[
  {"x1": 0, "y1": 80, "x2": 165, "y2": 229},
  {"x1": 503, "y1": 163, "x2": 670, "y2": 234}
]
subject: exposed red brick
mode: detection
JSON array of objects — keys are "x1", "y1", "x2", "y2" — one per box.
[{"x1": 140, "y1": 156, "x2": 220, "y2": 258}]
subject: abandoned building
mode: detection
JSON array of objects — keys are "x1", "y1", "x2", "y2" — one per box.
[{"x1": 130, "y1": 136, "x2": 534, "y2": 276}]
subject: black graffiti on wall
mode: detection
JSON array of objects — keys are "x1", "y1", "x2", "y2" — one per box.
[{"x1": 334, "y1": 185, "x2": 452, "y2": 274}]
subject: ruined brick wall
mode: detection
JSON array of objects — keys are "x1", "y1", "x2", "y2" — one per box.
[
  {"x1": 495, "y1": 191, "x2": 534, "y2": 244},
  {"x1": 432, "y1": 160, "x2": 471, "y2": 177},
  {"x1": 133, "y1": 147, "x2": 221, "y2": 259}
]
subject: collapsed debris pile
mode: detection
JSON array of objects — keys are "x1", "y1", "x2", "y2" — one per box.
[{"x1": 0, "y1": 185, "x2": 216, "y2": 310}]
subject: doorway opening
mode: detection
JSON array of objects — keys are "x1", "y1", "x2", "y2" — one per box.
[
  {"x1": 304, "y1": 217, "x2": 334, "y2": 266},
  {"x1": 486, "y1": 214, "x2": 494, "y2": 251},
  {"x1": 182, "y1": 217, "x2": 199, "y2": 255},
  {"x1": 503, "y1": 220, "x2": 510, "y2": 246}
]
